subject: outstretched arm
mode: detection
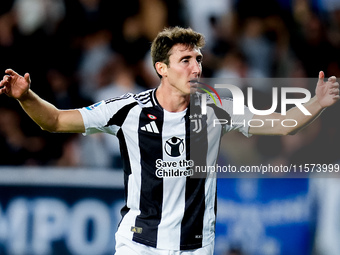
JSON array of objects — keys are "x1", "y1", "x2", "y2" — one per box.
[
  {"x1": 0, "y1": 69, "x2": 85, "y2": 133},
  {"x1": 249, "y1": 71, "x2": 339, "y2": 135}
]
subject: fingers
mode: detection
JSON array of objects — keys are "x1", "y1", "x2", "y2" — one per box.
[
  {"x1": 329, "y1": 86, "x2": 339, "y2": 96},
  {"x1": 317, "y1": 71, "x2": 325, "y2": 88},
  {"x1": 2, "y1": 69, "x2": 16, "y2": 84},
  {"x1": 1, "y1": 75, "x2": 10, "y2": 88},
  {"x1": 316, "y1": 70, "x2": 340, "y2": 100},
  {"x1": 319, "y1": 71, "x2": 325, "y2": 81},
  {"x1": 0, "y1": 74, "x2": 9, "y2": 95},
  {"x1": 24, "y1": 73, "x2": 31, "y2": 84},
  {"x1": 5, "y1": 69, "x2": 17, "y2": 76},
  {"x1": 3, "y1": 74, "x2": 10, "y2": 81},
  {"x1": 327, "y1": 79, "x2": 338, "y2": 89},
  {"x1": 327, "y1": 78, "x2": 339, "y2": 98},
  {"x1": 2, "y1": 70, "x2": 30, "y2": 85},
  {"x1": 1, "y1": 75, "x2": 9, "y2": 85},
  {"x1": 0, "y1": 79, "x2": 7, "y2": 94},
  {"x1": 328, "y1": 76, "x2": 337, "y2": 83},
  {"x1": 317, "y1": 71, "x2": 337, "y2": 85}
]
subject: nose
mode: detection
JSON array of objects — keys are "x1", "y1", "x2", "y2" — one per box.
[{"x1": 192, "y1": 60, "x2": 201, "y2": 77}]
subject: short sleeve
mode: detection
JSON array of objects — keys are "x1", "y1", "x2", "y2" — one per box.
[
  {"x1": 78, "y1": 100, "x2": 120, "y2": 136},
  {"x1": 221, "y1": 98, "x2": 254, "y2": 137}
]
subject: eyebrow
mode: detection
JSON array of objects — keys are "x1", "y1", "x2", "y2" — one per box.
[
  {"x1": 180, "y1": 54, "x2": 203, "y2": 61},
  {"x1": 180, "y1": 55, "x2": 192, "y2": 60}
]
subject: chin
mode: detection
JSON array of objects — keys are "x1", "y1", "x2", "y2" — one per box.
[
  {"x1": 189, "y1": 82, "x2": 198, "y2": 94},
  {"x1": 190, "y1": 87, "x2": 198, "y2": 94}
]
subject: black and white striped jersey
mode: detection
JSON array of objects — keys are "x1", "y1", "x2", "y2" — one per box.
[{"x1": 78, "y1": 88, "x2": 253, "y2": 250}]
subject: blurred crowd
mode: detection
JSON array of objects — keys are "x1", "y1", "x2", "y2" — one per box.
[{"x1": 1, "y1": 0, "x2": 340, "y2": 168}]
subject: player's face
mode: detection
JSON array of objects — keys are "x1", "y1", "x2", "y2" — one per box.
[{"x1": 166, "y1": 44, "x2": 202, "y2": 95}]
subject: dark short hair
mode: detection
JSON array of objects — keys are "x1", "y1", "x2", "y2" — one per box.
[{"x1": 151, "y1": 27, "x2": 205, "y2": 78}]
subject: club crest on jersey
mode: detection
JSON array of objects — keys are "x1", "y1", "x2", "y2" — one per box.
[
  {"x1": 164, "y1": 137, "x2": 185, "y2": 157},
  {"x1": 189, "y1": 114, "x2": 203, "y2": 133}
]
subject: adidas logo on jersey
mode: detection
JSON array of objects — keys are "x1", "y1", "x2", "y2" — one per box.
[{"x1": 140, "y1": 121, "x2": 159, "y2": 133}]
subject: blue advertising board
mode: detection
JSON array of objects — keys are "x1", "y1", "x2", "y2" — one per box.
[
  {"x1": 215, "y1": 178, "x2": 313, "y2": 255},
  {"x1": 0, "y1": 168, "x2": 125, "y2": 255},
  {"x1": 0, "y1": 168, "x2": 315, "y2": 255}
]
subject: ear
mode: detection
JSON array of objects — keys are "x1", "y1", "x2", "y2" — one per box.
[{"x1": 155, "y1": 62, "x2": 168, "y2": 78}]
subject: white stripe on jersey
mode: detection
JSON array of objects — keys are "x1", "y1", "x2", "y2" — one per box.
[
  {"x1": 201, "y1": 107, "x2": 218, "y2": 246},
  {"x1": 118, "y1": 106, "x2": 143, "y2": 241},
  {"x1": 157, "y1": 110, "x2": 187, "y2": 250},
  {"x1": 203, "y1": 176, "x2": 217, "y2": 246}
]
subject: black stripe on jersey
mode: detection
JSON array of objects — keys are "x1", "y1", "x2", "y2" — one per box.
[
  {"x1": 117, "y1": 129, "x2": 131, "y2": 220},
  {"x1": 180, "y1": 103, "x2": 207, "y2": 250},
  {"x1": 150, "y1": 89, "x2": 165, "y2": 111},
  {"x1": 134, "y1": 90, "x2": 152, "y2": 104},
  {"x1": 207, "y1": 104, "x2": 225, "y2": 222},
  {"x1": 105, "y1": 102, "x2": 138, "y2": 127},
  {"x1": 209, "y1": 103, "x2": 231, "y2": 123},
  {"x1": 133, "y1": 107, "x2": 164, "y2": 247},
  {"x1": 151, "y1": 89, "x2": 158, "y2": 107},
  {"x1": 112, "y1": 103, "x2": 138, "y2": 220}
]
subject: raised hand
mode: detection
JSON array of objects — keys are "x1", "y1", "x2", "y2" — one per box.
[
  {"x1": 315, "y1": 71, "x2": 340, "y2": 108},
  {"x1": 0, "y1": 69, "x2": 31, "y2": 100}
]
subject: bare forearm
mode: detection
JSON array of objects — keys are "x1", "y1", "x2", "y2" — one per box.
[
  {"x1": 249, "y1": 96, "x2": 324, "y2": 136},
  {"x1": 18, "y1": 89, "x2": 85, "y2": 133},
  {"x1": 284, "y1": 96, "x2": 324, "y2": 135},
  {"x1": 18, "y1": 89, "x2": 61, "y2": 132}
]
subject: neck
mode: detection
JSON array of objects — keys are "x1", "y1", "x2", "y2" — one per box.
[{"x1": 156, "y1": 83, "x2": 190, "y2": 112}]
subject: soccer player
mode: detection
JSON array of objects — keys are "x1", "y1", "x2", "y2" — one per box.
[{"x1": 0, "y1": 27, "x2": 339, "y2": 255}]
